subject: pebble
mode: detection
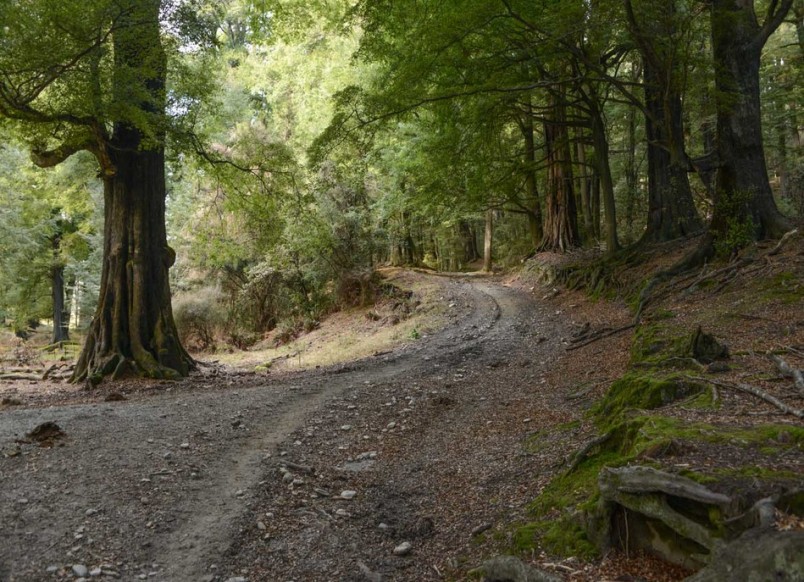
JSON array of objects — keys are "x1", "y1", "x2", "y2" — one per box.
[
  {"x1": 335, "y1": 509, "x2": 350, "y2": 517},
  {"x1": 393, "y1": 541, "x2": 412, "y2": 556},
  {"x1": 378, "y1": 522, "x2": 389, "y2": 530},
  {"x1": 85, "y1": 508, "x2": 98, "y2": 516},
  {"x1": 257, "y1": 521, "x2": 266, "y2": 530},
  {"x1": 89, "y1": 567, "x2": 102, "y2": 576},
  {"x1": 17, "y1": 498, "x2": 28, "y2": 504},
  {"x1": 386, "y1": 422, "x2": 396, "y2": 429},
  {"x1": 341, "y1": 425, "x2": 352, "y2": 431},
  {"x1": 72, "y1": 564, "x2": 89, "y2": 577},
  {"x1": 180, "y1": 443, "x2": 190, "y2": 449},
  {"x1": 46, "y1": 566, "x2": 58, "y2": 574},
  {"x1": 224, "y1": 578, "x2": 247, "y2": 582},
  {"x1": 282, "y1": 472, "x2": 294, "y2": 483},
  {"x1": 340, "y1": 490, "x2": 356, "y2": 500}
]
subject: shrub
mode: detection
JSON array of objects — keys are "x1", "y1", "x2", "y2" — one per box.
[{"x1": 172, "y1": 287, "x2": 227, "y2": 351}]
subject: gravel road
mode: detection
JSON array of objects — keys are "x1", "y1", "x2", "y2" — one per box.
[{"x1": 1, "y1": 276, "x2": 573, "y2": 582}]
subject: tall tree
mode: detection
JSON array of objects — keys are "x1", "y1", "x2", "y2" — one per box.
[
  {"x1": 625, "y1": 0, "x2": 703, "y2": 243},
  {"x1": 708, "y1": 0, "x2": 794, "y2": 246},
  {"x1": 0, "y1": 0, "x2": 194, "y2": 381}
]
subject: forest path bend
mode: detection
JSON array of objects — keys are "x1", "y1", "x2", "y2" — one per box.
[{"x1": 0, "y1": 275, "x2": 569, "y2": 582}]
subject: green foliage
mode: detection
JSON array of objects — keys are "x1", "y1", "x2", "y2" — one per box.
[{"x1": 173, "y1": 286, "x2": 227, "y2": 351}]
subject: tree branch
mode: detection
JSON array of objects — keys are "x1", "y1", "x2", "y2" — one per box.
[
  {"x1": 753, "y1": 0, "x2": 794, "y2": 50},
  {"x1": 30, "y1": 140, "x2": 94, "y2": 168}
]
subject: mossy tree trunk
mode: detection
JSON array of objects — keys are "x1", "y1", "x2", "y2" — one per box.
[
  {"x1": 708, "y1": 0, "x2": 793, "y2": 243},
  {"x1": 73, "y1": 0, "x2": 192, "y2": 382}
]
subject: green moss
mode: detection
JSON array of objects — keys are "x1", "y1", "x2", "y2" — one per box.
[
  {"x1": 713, "y1": 466, "x2": 801, "y2": 480},
  {"x1": 512, "y1": 522, "x2": 540, "y2": 552},
  {"x1": 592, "y1": 372, "x2": 703, "y2": 425},
  {"x1": 511, "y1": 518, "x2": 598, "y2": 559},
  {"x1": 758, "y1": 271, "x2": 804, "y2": 304},
  {"x1": 630, "y1": 323, "x2": 690, "y2": 365}
]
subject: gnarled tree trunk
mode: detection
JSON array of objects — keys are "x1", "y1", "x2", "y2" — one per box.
[
  {"x1": 73, "y1": 0, "x2": 192, "y2": 382},
  {"x1": 709, "y1": 0, "x2": 793, "y2": 243}
]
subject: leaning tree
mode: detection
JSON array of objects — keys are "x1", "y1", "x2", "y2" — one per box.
[{"x1": 0, "y1": 0, "x2": 194, "y2": 381}]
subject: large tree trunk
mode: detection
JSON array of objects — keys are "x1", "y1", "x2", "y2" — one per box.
[
  {"x1": 641, "y1": 59, "x2": 702, "y2": 243},
  {"x1": 625, "y1": 0, "x2": 703, "y2": 244},
  {"x1": 708, "y1": 0, "x2": 792, "y2": 244},
  {"x1": 540, "y1": 97, "x2": 580, "y2": 252},
  {"x1": 73, "y1": 0, "x2": 192, "y2": 382}
]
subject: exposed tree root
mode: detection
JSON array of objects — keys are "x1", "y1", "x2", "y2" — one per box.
[
  {"x1": 770, "y1": 355, "x2": 804, "y2": 397},
  {"x1": 566, "y1": 431, "x2": 612, "y2": 473},
  {"x1": 686, "y1": 375, "x2": 804, "y2": 419},
  {"x1": 566, "y1": 323, "x2": 636, "y2": 351},
  {"x1": 636, "y1": 229, "x2": 798, "y2": 322}
]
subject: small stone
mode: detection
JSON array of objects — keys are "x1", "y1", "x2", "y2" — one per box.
[
  {"x1": 224, "y1": 578, "x2": 247, "y2": 582},
  {"x1": 386, "y1": 422, "x2": 396, "y2": 429},
  {"x1": 341, "y1": 425, "x2": 352, "y2": 431},
  {"x1": 17, "y1": 498, "x2": 28, "y2": 504},
  {"x1": 72, "y1": 565, "x2": 89, "y2": 577},
  {"x1": 257, "y1": 521, "x2": 266, "y2": 530},
  {"x1": 282, "y1": 472, "x2": 294, "y2": 483},
  {"x1": 335, "y1": 509, "x2": 350, "y2": 517},
  {"x1": 378, "y1": 522, "x2": 389, "y2": 530},
  {"x1": 523, "y1": 418, "x2": 531, "y2": 423},
  {"x1": 179, "y1": 442, "x2": 190, "y2": 449},
  {"x1": 340, "y1": 490, "x2": 356, "y2": 500},
  {"x1": 85, "y1": 508, "x2": 98, "y2": 516},
  {"x1": 46, "y1": 566, "x2": 58, "y2": 574},
  {"x1": 393, "y1": 541, "x2": 412, "y2": 556},
  {"x1": 89, "y1": 567, "x2": 102, "y2": 577},
  {"x1": 163, "y1": 452, "x2": 171, "y2": 459}
]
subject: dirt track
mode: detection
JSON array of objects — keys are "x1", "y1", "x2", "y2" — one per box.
[{"x1": 1, "y1": 275, "x2": 576, "y2": 582}]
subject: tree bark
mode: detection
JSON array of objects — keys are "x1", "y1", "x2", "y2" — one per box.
[
  {"x1": 540, "y1": 96, "x2": 580, "y2": 252},
  {"x1": 73, "y1": 0, "x2": 192, "y2": 382},
  {"x1": 625, "y1": 0, "x2": 703, "y2": 244},
  {"x1": 708, "y1": 0, "x2": 793, "y2": 244},
  {"x1": 641, "y1": 58, "x2": 703, "y2": 243}
]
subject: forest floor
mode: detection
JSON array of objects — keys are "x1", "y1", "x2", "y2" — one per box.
[{"x1": 0, "y1": 236, "x2": 802, "y2": 582}]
